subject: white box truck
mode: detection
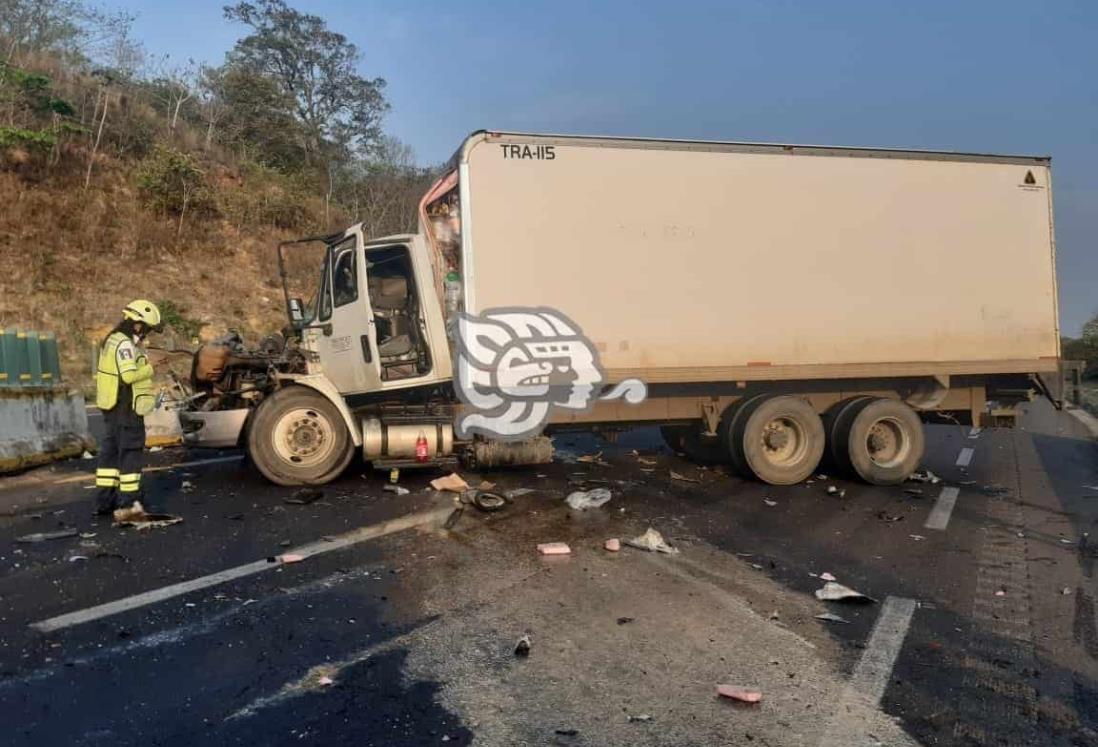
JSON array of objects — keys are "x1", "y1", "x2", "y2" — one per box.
[{"x1": 179, "y1": 132, "x2": 1061, "y2": 487}]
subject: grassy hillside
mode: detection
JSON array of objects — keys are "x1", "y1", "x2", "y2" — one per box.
[{"x1": 0, "y1": 9, "x2": 433, "y2": 390}]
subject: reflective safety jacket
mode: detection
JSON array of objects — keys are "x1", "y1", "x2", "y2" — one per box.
[{"x1": 95, "y1": 331, "x2": 155, "y2": 416}]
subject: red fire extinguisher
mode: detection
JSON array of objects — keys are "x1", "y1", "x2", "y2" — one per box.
[{"x1": 415, "y1": 431, "x2": 429, "y2": 463}]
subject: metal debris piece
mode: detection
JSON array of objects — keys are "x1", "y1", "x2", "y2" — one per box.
[
  {"x1": 670, "y1": 470, "x2": 700, "y2": 483},
  {"x1": 907, "y1": 469, "x2": 942, "y2": 484},
  {"x1": 815, "y1": 612, "x2": 850, "y2": 624},
  {"x1": 764, "y1": 499, "x2": 777, "y2": 507},
  {"x1": 565, "y1": 488, "x2": 612, "y2": 510},
  {"x1": 815, "y1": 581, "x2": 877, "y2": 603},
  {"x1": 116, "y1": 513, "x2": 183, "y2": 530},
  {"x1": 16, "y1": 529, "x2": 78, "y2": 543},
  {"x1": 625, "y1": 528, "x2": 680, "y2": 555},
  {"x1": 383, "y1": 485, "x2": 410, "y2": 496}
]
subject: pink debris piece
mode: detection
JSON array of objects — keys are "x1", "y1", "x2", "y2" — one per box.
[
  {"x1": 819, "y1": 572, "x2": 837, "y2": 582},
  {"x1": 717, "y1": 684, "x2": 762, "y2": 703},
  {"x1": 280, "y1": 553, "x2": 305, "y2": 564},
  {"x1": 537, "y1": 542, "x2": 571, "y2": 556},
  {"x1": 604, "y1": 538, "x2": 621, "y2": 552},
  {"x1": 317, "y1": 675, "x2": 334, "y2": 686}
]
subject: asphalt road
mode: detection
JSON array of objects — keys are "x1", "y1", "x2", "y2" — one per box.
[{"x1": 0, "y1": 400, "x2": 1095, "y2": 746}]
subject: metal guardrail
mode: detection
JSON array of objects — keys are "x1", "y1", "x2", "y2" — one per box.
[{"x1": 0, "y1": 328, "x2": 62, "y2": 388}]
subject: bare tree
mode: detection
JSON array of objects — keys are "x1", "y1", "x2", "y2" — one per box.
[
  {"x1": 149, "y1": 54, "x2": 196, "y2": 132},
  {"x1": 196, "y1": 64, "x2": 230, "y2": 149},
  {"x1": 0, "y1": 0, "x2": 82, "y2": 64}
]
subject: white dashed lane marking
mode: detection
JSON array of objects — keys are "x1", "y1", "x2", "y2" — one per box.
[
  {"x1": 956, "y1": 447, "x2": 975, "y2": 467},
  {"x1": 925, "y1": 486, "x2": 960, "y2": 530}
]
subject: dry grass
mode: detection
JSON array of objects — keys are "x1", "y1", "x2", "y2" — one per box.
[{"x1": 0, "y1": 164, "x2": 322, "y2": 391}]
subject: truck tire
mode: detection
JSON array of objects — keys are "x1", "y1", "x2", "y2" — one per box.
[
  {"x1": 720, "y1": 394, "x2": 771, "y2": 477},
  {"x1": 838, "y1": 398, "x2": 924, "y2": 485},
  {"x1": 823, "y1": 396, "x2": 873, "y2": 474},
  {"x1": 247, "y1": 386, "x2": 354, "y2": 486},
  {"x1": 728, "y1": 395, "x2": 825, "y2": 485}
]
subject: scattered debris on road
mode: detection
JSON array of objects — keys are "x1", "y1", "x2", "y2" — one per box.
[
  {"x1": 876, "y1": 510, "x2": 904, "y2": 523},
  {"x1": 604, "y1": 538, "x2": 621, "y2": 552},
  {"x1": 717, "y1": 684, "x2": 762, "y2": 703},
  {"x1": 16, "y1": 528, "x2": 78, "y2": 543},
  {"x1": 819, "y1": 572, "x2": 837, "y2": 582},
  {"x1": 577, "y1": 451, "x2": 608, "y2": 465},
  {"x1": 537, "y1": 542, "x2": 571, "y2": 556},
  {"x1": 383, "y1": 485, "x2": 410, "y2": 495},
  {"x1": 431, "y1": 473, "x2": 470, "y2": 492},
  {"x1": 317, "y1": 675, "x2": 334, "y2": 686},
  {"x1": 670, "y1": 470, "x2": 700, "y2": 483},
  {"x1": 627, "y1": 713, "x2": 653, "y2": 723},
  {"x1": 617, "y1": 616, "x2": 635, "y2": 625},
  {"x1": 283, "y1": 488, "x2": 323, "y2": 505},
  {"x1": 910, "y1": 534, "x2": 926, "y2": 541},
  {"x1": 826, "y1": 486, "x2": 846, "y2": 497},
  {"x1": 280, "y1": 553, "x2": 305, "y2": 563},
  {"x1": 764, "y1": 499, "x2": 778, "y2": 506},
  {"x1": 181, "y1": 480, "x2": 195, "y2": 493},
  {"x1": 815, "y1": 612, "x2": 851, "y2": 624},
  {"x1": 504, "y1": 487, "x2": 536, "y2": 499},
  {"x1": 565, "y1": 488, "x2": 612, "y2": 510},
  {"x1": 815, "y1": 581, "x2": 877, "y2": 603},
  {"x1": 514, "y1": 634, "x2": 531, "y2": 656},
  {"x1": 625, "y1": 527, "x2": 680, "y2": 555},
  {"x1": 1062, "y1": 587, "x2": 1073, "y2": 595},
  {"x1": 981, "y1": 484, "x2": 1010, "y2": 497},
  {"x1": 81, "y1": 450, "x2": 94, "y2": 460}
]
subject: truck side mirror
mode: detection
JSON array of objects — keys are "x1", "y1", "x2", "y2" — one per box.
[{"x1": 288, "y1": 298, "x2": 305, "y2": 325}]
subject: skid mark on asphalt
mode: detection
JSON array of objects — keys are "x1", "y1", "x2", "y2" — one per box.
[{"x1": 30, "y1": 504, "x2": 453, "y2": 633}]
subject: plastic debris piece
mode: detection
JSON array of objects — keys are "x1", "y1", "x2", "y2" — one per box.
[
  {"x1": 382, "y1": 485, "x2": 410, "y2": 495},
  {"x1": 903, "y1": 488, "x2": 924, "y2": 497},
  {"x1": 815, "y1": 581, "x2": 877, "y2": 603},
  {"x1": 537, "y1": 542, "x2": 571, "y2": 556},
  {"x1": 16, "y1": 529, "x2": 78, "y2": 543},
  {"x1": 79, "y1": 532, "x2": 97, "y2": 539},
  {"x1": 826, "y1": 486, "x2": 846, "y2": 497},
  {"x1": 431, "y1": 473, "x2": 470, "y2": 492},
  {"x1": 764, "y1": 499, "x2": 777, "y2": 507},
  {"x1": 577, "y1": 451, "x2": 604, "y2": 464},
  {"x1": 1062, "y1": 587, "x2": 1073, "y2": 595},
  {"x1": 81, "y1": 450, "x2": 95, "y2": 460},
  {"x1": 504, "y1": 488, "x2": 535, "y2": 499},
  {"x1": 604, "y1": 538, "x2": 621, "y2": 552},
  {"x1": 514, "y1": 634, "x2": 531, "y2": 656},
  {"x1": 180, "y1": 481, "x2": 195, "y2": 493},
  {"x1": 819, "y1": 572, "x2": 837, "y2": 582},
  {"x1": 148, "y1": 445, "x2": 164, "y2": 453},
  {"x1": 717, "y1": 684, "x2": 762, "y2": 703},
  {"x1": 280, "y1": 553, "x2": 305, "y2": 563},
  {"x1": 636, "y1": 456, "x2": 657, "y2": 466},
  {"x1": 317, "y1": 675, "x2": 334, "y2": 686},
  {"x1": 815, "y1": 612, "x2": 850, "y2": 624},
  {"x1": 565, "y1": 488, "x2": 612, "y2": 510},
  {"x1": 995, "y1": 590, "x2": 1006, "y2": 597},
  {"x1": 910, "y1": 534, "x2": 926, "y2": 541},
  {"x1": 816, "y1": 474, "x2": 828, "y2": 480},
  {"x1": 68, "y1": 555, "x2": 89, "y2": 562},
  {"x1": 625, "y1": 528, "x2": 680, "y2": 555},
  {"x1": 670, "y1": 470, "x2": 700, "y2": 483}
]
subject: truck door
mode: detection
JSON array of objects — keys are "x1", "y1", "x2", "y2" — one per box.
[{"x1": 308, "y1": 231, "x2": 381, "y2": 394}]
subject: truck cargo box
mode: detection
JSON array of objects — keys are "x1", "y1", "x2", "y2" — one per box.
[{"x1": 454, "y1": 133, "x2": 1059, "y2": 384}]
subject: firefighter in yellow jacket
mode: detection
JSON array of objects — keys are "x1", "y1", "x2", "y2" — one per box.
[{"x1": 94, "y1": 300, "x2": 162, "y2": 520}]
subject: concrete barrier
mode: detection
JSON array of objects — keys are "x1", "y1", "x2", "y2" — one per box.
[{"x1": 0, "y1": 388, "x2": 95, "y2": 474}]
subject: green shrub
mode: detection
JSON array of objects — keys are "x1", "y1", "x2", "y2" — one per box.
[
  {"x1": 157, "y1": 299, "x2": 205, "y2": 340},
  {"x1": 136, "y1": 146, "x2": 214, "y2": 216}
]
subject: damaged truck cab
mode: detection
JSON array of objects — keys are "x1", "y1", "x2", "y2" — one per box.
[{"x1": 181, "y1": 131, "x2": 1061, "y2": 488}]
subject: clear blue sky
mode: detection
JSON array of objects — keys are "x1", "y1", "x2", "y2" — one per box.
[{"x1": 129, "y1": 0, "x2": 1096, "y2": 335}]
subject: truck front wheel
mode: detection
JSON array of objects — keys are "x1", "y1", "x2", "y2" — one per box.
[
  {"x1": 248, "y1": 386, "x2": 354, "y2": 486},
  {"x1": 837, "y1": 398, "x2": 924, "y2": 485},
  {"x1": 726, "y1": 395, "x2": 825, "y2": 485}
]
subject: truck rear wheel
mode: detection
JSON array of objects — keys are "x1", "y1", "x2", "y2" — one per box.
[
  {"x1": 248, "y1": 386, "x2": 354, "y2": 486},
  {"x1": 823, "y1": 396, "x2": 873, "y2": 473},
  {"x1": 838, "y1": 398, "x2": 924, "y2": 485},
  {"x1": 727, "y1": 395, "x2": 825, "y2": 485},
  {"x1": 720, "y1": 394, "x2": 770, "y2": 476}
]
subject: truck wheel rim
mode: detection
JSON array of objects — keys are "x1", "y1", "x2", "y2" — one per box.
[
  {"x1": 273, "y1": 407, "x2": 335, "y2": 467},
  {"x1": 865, "y1": 417, "x2": 909, "y2": 469},
  {"x1": 759, "y1": 416, "x2": 808, "y2": 467}
]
